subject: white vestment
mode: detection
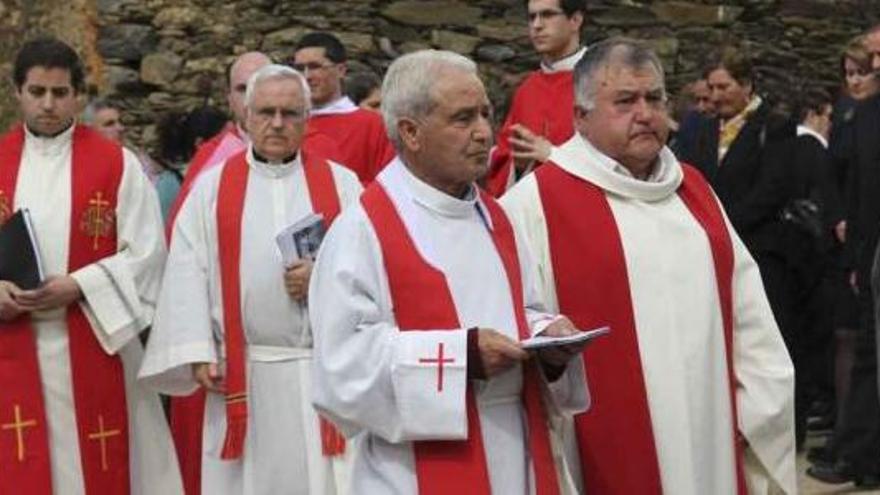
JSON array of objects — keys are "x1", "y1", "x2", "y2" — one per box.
[
  {"x1": 11, "y1": 124, "x2": 182, "y2": 494},
  {"x1": 309, "y1": 159, "x2": 590, "y2": 494},
  {"x1": 501, "y1": 134, "x2": 797, "y2": 495},
  {"x1": 139, "y1": 148, "x2": 362, "y2": 495}
]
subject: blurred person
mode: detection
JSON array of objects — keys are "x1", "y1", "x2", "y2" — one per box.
[{"x1": 345, "y1": 71, "x2": 382, "y2": 112}]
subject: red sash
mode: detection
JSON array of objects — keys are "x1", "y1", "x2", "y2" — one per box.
[
  {"x1": 215, "y1": 150, "x2": 342, "y2": 460},
  {"x1": 0, "y1": 125, "x2": 130, "y2": 494},
  {"x1": 360, "y1": 183, "x2": 560, "y2": 495},
  {"x1": 535, "y1": 162, "x2": 746, "y2": 494}
]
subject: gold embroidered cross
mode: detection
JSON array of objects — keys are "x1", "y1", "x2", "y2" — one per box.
[
  {"x1": 86, "y1": 192, "x2": 110, "y2": 250},
  {"x1": 87, "y1": 415, "x2": 121, "y2": 472},
  {"x1": 2, "y1": 404, "x2": 38, "y2": 462}
]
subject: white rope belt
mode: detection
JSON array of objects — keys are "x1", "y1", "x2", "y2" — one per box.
[{"x1": 247, "y1": 344, "x2": 312, "y2": 363}]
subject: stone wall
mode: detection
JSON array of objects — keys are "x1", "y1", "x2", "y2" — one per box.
[{"x1": 3, "y1": 0, "x2": 879, "y2": 150}]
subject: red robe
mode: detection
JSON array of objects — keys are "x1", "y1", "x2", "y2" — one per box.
[
  {"x1": 485, "y1": 71, "x2": 575, "y2": 197},
  {"x1": 307, "y1": 109, "x2": 395, "y2": 185}
]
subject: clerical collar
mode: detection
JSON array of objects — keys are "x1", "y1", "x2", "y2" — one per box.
[
  {"x1": 796, "y1": 125, "x2": 828, "y2": 149},
  {"x1": 310, "y1": 96, "x2": 358, "y2": 116},
  {"x1": 393, "y1": 159, "x2": 483, "y2": 220},
  {"x1": 24, "y1": 121, "x2": 76, "y2": 157},
  {"x1": 247, "y1": 146, "x2": 299, "y2": 178},
  {"x1": 541, "y1": 46, "x2": 587, "y2": 73}
]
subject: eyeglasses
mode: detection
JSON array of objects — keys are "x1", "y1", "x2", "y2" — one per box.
[
  {"x1": 527, "y1": 9, "x2": 566, "y2": 23},
  {"x1": 289, "y1": 62, "x2": 337, "y2": 74},
  {"x1": 253, "y1": 107, "x2": 307, "y2": 123}
]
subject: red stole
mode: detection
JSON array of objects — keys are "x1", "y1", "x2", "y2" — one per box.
[
  {"x1": 214, "y1": 150, "x2": 342, "y2": 460},
  {"x1": 0, "y1": 125, "x2": 130, "y2": 494},
  {"x1": 534, "y1": 162, "x2": 746, "y2": 494},
  {"x1": 486, "y1": 70, "x2": 575, "y2": 198},
  {"x1": 308, "y1": 109, "x2": 396, "y2": 185},
  {"x1": 360, "y1": 183, "x2": 560, "y2": 495}
]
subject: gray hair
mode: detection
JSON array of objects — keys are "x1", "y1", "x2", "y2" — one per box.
[
  {"x1": 244, "y1": 64, "x2": 312, "y2": 113},
  {"x1": 381, "y1": 49, "x2": 478, "y2": 149},
  {"x1": 574, "y1": 38, "x2": 667, "y2": 111},
  {"x1": 81, "y1": 97, "x2": 119, "y2": 125}
]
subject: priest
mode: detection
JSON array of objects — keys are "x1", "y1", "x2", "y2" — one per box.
[
  {"x1": 501, "y1": 38, "x2": 797, "y2": 494},
  {"x1": 310, "y1": 49, "x2": 589, "y2": 494},
  {"x1": 485, "y1": 0, "x2": 586, "y2": 197},
  {"x1": 139, "y1": 64, "x2": 362, "y2": 494},
  {"x1": 290, "y1": 32, "x2": 396, "y2": 185},
  {"x1": 0, "y1": 38, "x2": 182, "y2": 494}
]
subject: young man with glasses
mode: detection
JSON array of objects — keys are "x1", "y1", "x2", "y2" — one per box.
[
  {"x1": 485, "y1": 0, "x2": 586, "y2": 196},
  {"x1": 290, "y1": 32, "x2": 395, "y2": 185}
]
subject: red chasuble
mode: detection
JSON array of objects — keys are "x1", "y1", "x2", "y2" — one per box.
[
  {"x1": 360, "y1": 183, "x2": 560, "y2": 494},
  {"x1": 0, "y1": 125, "x2": 130, "y2": 494},
  {"x1": 534, "y1": 162, "x2": 746, "y2": 494},
  {"x1": 213, "y1": 150, "x2": 342, "y2": 461},
  {"x1": 308, "y1": 109, "x2": 395, "y2": 185},
  {"x1": 485, "y1": 71, "x2": 575, "y2": 198}
]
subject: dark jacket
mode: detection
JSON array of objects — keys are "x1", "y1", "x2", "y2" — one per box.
[
  {"x1": 844, "y1": 93, "x2": 880, "y2": 288},
  {"x1": 674, "y1": 100, "x2": 796, "y2": 255}
]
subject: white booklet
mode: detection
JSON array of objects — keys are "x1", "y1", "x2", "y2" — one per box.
[
  {"x1": 521, "y1": 326, "x2": 610, "y2": 350},
  {"x1": 275, "y1": 213, "x2": 327, "y2": 266}
]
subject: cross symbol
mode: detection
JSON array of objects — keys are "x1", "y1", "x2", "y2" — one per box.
[
  {"x1": 88, "y1": 191, "x2": 110, "y2": 250},
  {"x1": 2, "y1": 404, "x2": 38, "y2": 462},
  {"x1": 87, "y1": 415, "x2": 121, "y2": 472},
  {"x1": 419, "y1": 342, "x2": 456, "y2": 393}
]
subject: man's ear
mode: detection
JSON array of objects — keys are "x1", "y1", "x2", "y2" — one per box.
[
  {"x1": 337, "y1": 62, "x2": 348, "y2": 80},
  {"x1": 571, "y1": 11, "x2": 585, "y2": 31},
  {"x1": 398, "y1": 118, "x2": 420, "y2": 152}
]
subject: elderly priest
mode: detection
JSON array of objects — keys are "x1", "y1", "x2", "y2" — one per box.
[{"x1": 309, "y1": 49, "x2": 589, "y2": 495}]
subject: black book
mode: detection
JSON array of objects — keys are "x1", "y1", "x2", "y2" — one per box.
[{"x1": 0, "y1": 209, "x2": 44, "y2": 290}]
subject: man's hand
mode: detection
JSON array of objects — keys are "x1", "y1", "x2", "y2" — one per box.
[
  {"x1": 192, "y1": 362, "x2": 225, "y2": 393},
  {"x1": 535, "y1": 317, "x2": 588, "y2": 371},
  {"x1": 284, "y1": 259, "x2": 313, "y2": 301},
  {"x1": 15, "y1": 275, "x2": 82, "y2": 312},
  {"x1": 477, "y1": 328, "x2": 529, "y2": 377},
  {"x1": 509, "y1": 124, "x2": 551, "y2": 173},
  {"x1": 0, "y1": 281, "x2": 25, "y2": 321}
]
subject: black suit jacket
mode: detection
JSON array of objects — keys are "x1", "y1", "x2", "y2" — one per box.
[{"x1": 674, "y1": 101, "x2": 796, "y2": 254}]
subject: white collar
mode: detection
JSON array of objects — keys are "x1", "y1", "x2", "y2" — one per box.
[
  {"x1": 549, "y1": 133, "x2": 683, "y2": 202},
  {"x1": 796, "y1": 125, "x2": 828, "y2": 149},
  {"x1": 379, "y1": 158, "x2": 491, "y2": 223},
  {"x1": 246, "y1": 145, "x2": 300, "y2": 178},
  {"x1": 310, "y1": 96, "x2": 358, "y2": 117},
  {"x1": 541, "y1": 46, "x2": 587, "y2": 73},
  {"x1": 24, "y1": 121, "x2": 76, "y2": 157}
]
